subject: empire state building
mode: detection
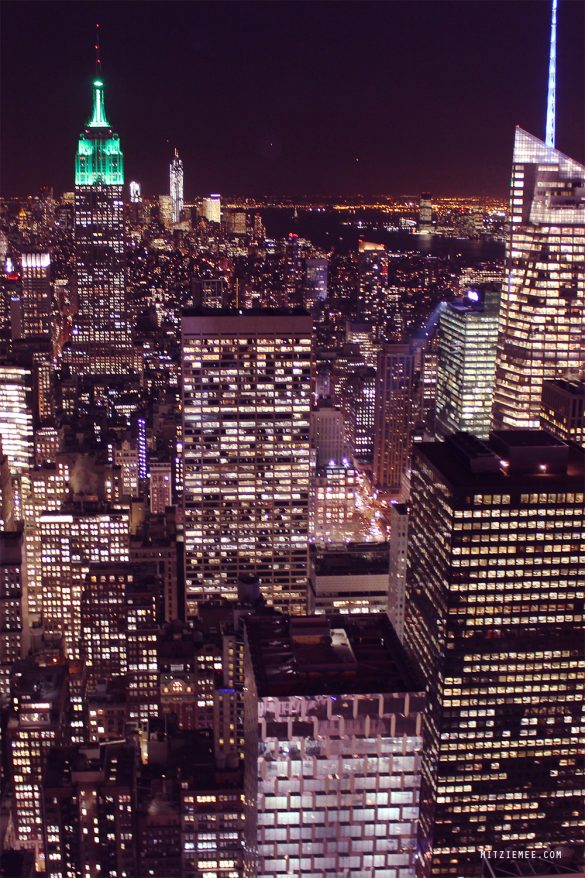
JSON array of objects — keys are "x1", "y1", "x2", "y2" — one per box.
[{"x1": 73, "y1": 77, "x2": 131, "y2": 360}]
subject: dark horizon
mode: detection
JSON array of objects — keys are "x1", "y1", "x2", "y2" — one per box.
[{"x1": 1, "y1": 0, "x2": 584, "y2": 199}]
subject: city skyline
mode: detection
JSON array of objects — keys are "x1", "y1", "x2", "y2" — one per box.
[
  {"x1": 1, "y1": 1, "x2": 584, "y2": 198},
  {"x1": 0, "y1": 0, "x2": 583, "y2": 875}
]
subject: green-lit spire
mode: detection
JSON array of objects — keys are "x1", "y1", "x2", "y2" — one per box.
[
  {"x1": 88, "y1": 78, "x2": 110, "y2": 128},
  {"x1": 75, "y1": 77, "x2": 124, "y2": 186}
]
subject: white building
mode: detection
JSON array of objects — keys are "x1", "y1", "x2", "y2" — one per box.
[
  {"x1": 201, "y1": 194, "x2": 221, "y2": 224},
  {"x1": 244, "y1": 613, "x2": 425, "y2": 878}
]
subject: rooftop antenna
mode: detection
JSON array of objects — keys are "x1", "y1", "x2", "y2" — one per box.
[
  {"x1": 95, "y1": 22, "x2": 102, "y2": 77},
  {"x1": 545, "y1": 0, "x2": 558, "y2": 147}
]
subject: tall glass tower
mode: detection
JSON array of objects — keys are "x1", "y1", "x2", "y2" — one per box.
[
  {"x1": 74, "y1": 78, "x2": 129, "y2": 351},
  {"x1": 492, "y1": 130, "x2": 585, "y2": 428},
  {"x1": 169, "y1": 148, "x2": 184, "y2": 225},
  {"x1": 493, "y1": 1, "x2": 585, "y2": 428}
]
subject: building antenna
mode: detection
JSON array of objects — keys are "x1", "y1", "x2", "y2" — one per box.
[
  {"x1": 545, "y1": 0, "x2": 558, "y2": 147},
  {"x1": 95, "y1": 22, "x2": 102, "y2": 77}
]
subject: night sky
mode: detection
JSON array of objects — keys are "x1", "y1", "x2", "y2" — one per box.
[{"x1": 1, "y1": 1, "x2": 584, "y2": 198}]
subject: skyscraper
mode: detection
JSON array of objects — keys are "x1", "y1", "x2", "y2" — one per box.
[
  {"x1": 492, "y1": 80, "x2": 585, "y2": 428},
  {"x1": 244, "y1": 613, "x2": 425, "y2": 878},
  {"x1": 169, "y1": 148, "x2": 184, "y2": 224},
  {"x1": 435, "y1": 287, "x2": 500, "y2": 440},
  {"x1": 0, "y1": 365, "x2": 34, "y2": 477},
  {"x1": 73, "y1": 77, "x2": 130, "y2": 354},
  {"x1": 419, "y1": 192, "x2": 433, "y2": 234},
  {"x1": 13, "y1": 253, "x2": 52, "y2": 342},
  {"x1": 404, "y1": 431, "x2": 585, "y2": 876},
  {"x1": 373, "y1": 343, "x2": 418, "y2": 494},
  {"x1": 182, "y1": 310, "x2": 312, "y2": 617},
  {"x1": 358, "y1": 241, "x2": 389, "y2": 341},
  {"x1": 201, "y1": 194, "x2": 221, "y2": 224},
  {"x1": 40, "y1": 502, "x2": 129, "y2": 659}
]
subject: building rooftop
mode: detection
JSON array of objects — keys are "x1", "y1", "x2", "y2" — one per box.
[
  {"x1": 311, "y1": 542, "x2": 389, "y2": 577},
  {"x1": 245, "y1": 612, "x2": 424, "y2": 698},
  {"x1": 416, "y1": 430, "x2": 584, "y2": 492}
]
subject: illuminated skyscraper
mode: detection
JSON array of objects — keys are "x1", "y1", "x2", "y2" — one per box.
[
  {"x1": 244, "y1": 613, "x2": 425, "y2": 878},
  {"x1": 492, "y1": 135, "x2": 585, "y2": 426},
  {"x1": 129, "y1": 180, "x2": 141, "y2": 203},
  {"x1": 74, "y1": 78, "x2": 129, "y2": 353},
  {"x1": 404, "y1": 431, "x2": 585, "y2": 876},
  {"x1": 169, "y1": 148, "x2": 184, "y2": 224},
  {"x1": 201, "y1": 194, "x2": 221, "y2": 224},
  {"x1": 303, "y1": 256, "x2": 328, "y2": 310},
  {"x1": 12, "y1": 253, "x2": 52, "y2": 342},
  {"x1": 0, "y1": 365, "x2": 34, "y2": 477},
  {"x1": 435, "y1": 287, "x2": 500, "y2": 440},
  {"x1": 182, "y1": 310, "x2": 312, "y2": 617},
  {"x1": 40, "y1": 502, "x2": 129, "y2": 659},
  {"x1": 419, "y1": 192, "x2": 433, "y2": 233},
  {"x1": 358, "y1": 241, "x2": 389, "y2": 340}
]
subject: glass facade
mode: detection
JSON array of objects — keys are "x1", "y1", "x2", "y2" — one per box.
[
  {"x1": 435, "y1": 290, "x2": 499, "y2": 440},
  {"x1": 493, "y1": 128, "x2": 585, "y2": 428}
]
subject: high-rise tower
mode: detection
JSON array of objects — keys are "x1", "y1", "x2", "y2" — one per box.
[
  {"x1": 73, "y1": 77, "x2": 130, "y2": 355},
  {"x1": 182, "y1": 310, "x2": 312, "y2": 617},
  {"x1": 492, "y1": 0, "x2": 585, "y2": 428},
  {"x1": 169, "y1": 148, "x2": 184, "y2": 224},
  {"x1": 404, "y1": 432, "x2": 585, "y2": 876}
]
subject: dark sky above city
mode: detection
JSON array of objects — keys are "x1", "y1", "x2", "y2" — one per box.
[{"x1": 1, "y1": 1, "x2": 584, "y2": 198}]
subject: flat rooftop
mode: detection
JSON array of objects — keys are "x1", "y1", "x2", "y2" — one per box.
[
  {"x1": 312, "y1": 542, "x2": 389, "y2": 577},
  {"x1": 415, "y1": 431, "x2": 584, "y2": 493},
  {"x1": 245, "y1": 612, "x2": 423, "y2": 698}
]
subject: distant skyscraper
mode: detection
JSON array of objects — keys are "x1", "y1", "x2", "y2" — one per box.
[
  {"x1": 373, "y1": 343, "x2": 418, "y2": 494},
  {"x1": 74, "y1": 78, "x2": 129, "y2": 352},
  {"x1": 182, "y1": 311, "x2": 312, "y2": 617},
  {"x1": 0, "y1": 365, "x2": 34, "y2": 477},
  {"x1": 435, "y1": 287, "x2": 500, "y2": 440},
  {"x1": 13, "y1": 253, "x2": 52, "y2": 341},
  {"x1": 244, "y1": 613, "x2": 425, "y2": 878},
  {"x1": 358, "y1": 241, "x2": 389, "y2": 340},
  {"x1": 404, "y1": 432, "x2": 585, "y2": 876},
  {"x1": 492, "y1": 129, "x2": 585, "y2": 428},
  {"x1": 129, "y1": 180, "x2": 141, "y2": 202},
  {"x1": 419, "y1": 192, "x2": 433, "y2": 233},
  {"x1": 303, "y1": 256, "x2": 328, "y2": 310},
  {"x1": 201, "y1": 194, "x2": 221, "y2": 224},
  {"x1": 540, "y1": 377, "x2": 585, "y2": 446},
  {"x1": 169, "y1": 148, "x2": 184, "y2": 224}
]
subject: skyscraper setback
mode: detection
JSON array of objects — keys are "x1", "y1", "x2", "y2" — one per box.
[{"x1": 73, "y1": 78, "x2": 130, "y2": 355}]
